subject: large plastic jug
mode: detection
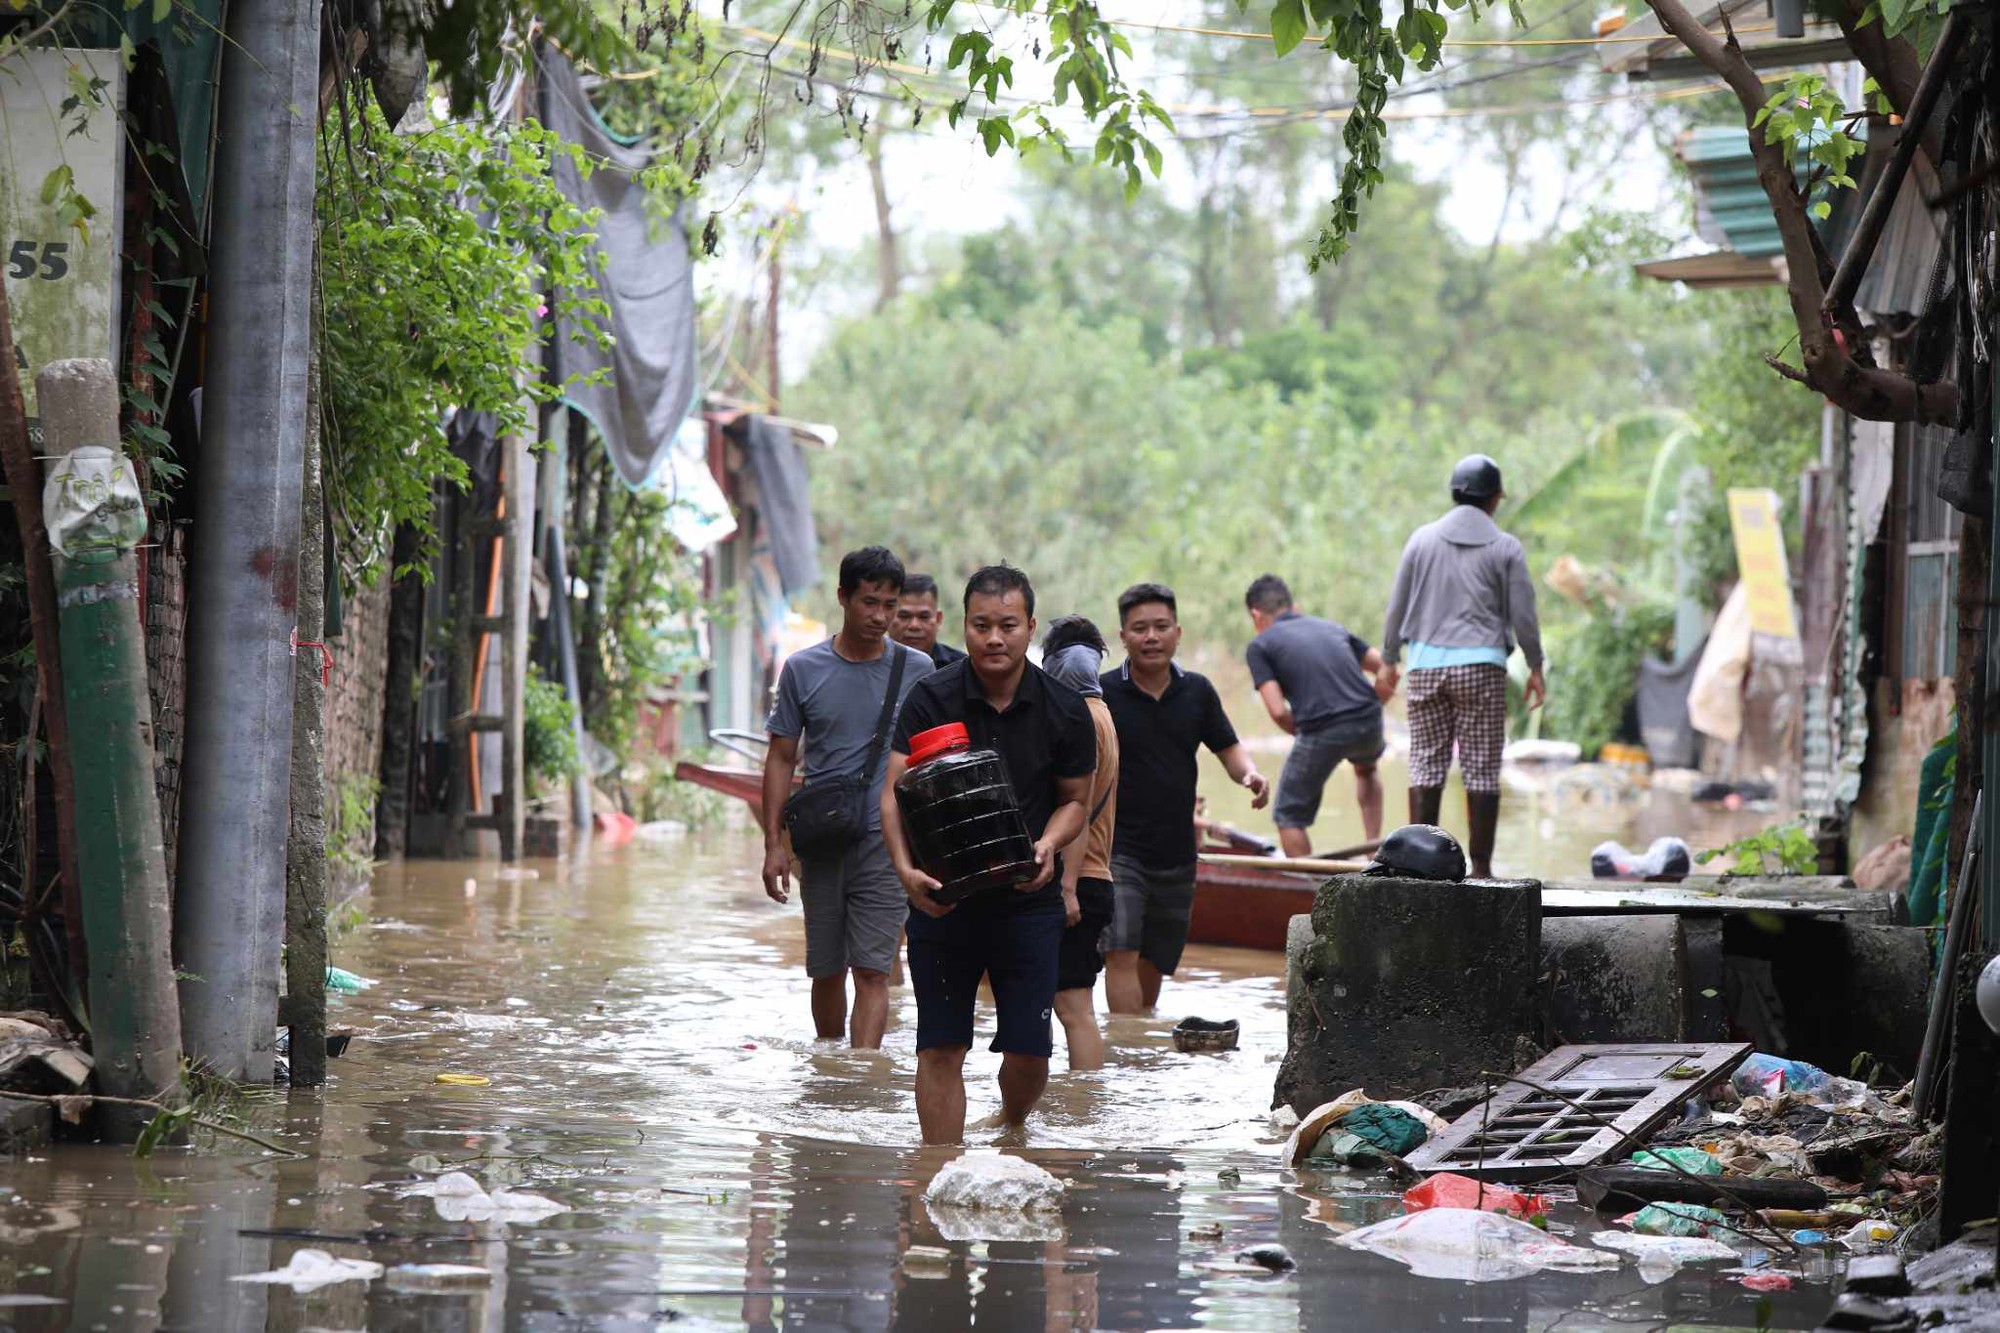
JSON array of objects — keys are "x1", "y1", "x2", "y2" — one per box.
[{"x1": 895, "y1": 723, "x2": 1038, "y2": 903}]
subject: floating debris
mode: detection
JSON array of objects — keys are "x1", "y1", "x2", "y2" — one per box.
[{"x1": 231, "y1": 1249, "x2": 383, "y2": 1292}]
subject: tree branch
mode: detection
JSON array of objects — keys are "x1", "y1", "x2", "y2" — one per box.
[{"x1": 1643, "y1": 0, "x2": 1959, "y2": 425}]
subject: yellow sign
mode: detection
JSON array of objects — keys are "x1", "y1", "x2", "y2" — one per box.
[{"x1": 1726, "y1": 488, "x2": 1799, "y2": 640}]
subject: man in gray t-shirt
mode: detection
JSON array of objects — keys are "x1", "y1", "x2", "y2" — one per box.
[
  {"x1": 762, "y1": 547, "x2": 933, "y2": 1049},
  {"x1": 1243, "y1": 574, "x2": 1394, "y2": 855}
]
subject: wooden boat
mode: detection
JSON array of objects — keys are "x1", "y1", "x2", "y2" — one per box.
[{"x1": 672, "y1": 759, "x2": 1341, "y2": 952}]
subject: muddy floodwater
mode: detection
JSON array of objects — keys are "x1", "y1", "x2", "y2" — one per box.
[{"x1": 0, "y1": 784, "x2": 1818, "y2": 1331}]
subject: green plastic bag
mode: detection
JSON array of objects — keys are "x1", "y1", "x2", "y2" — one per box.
[
  {"x1": 1340, "y1": 1103, "x2": 1428, "y2": 1157},
  {"x1": 1630, "y1": 1147, "x2": 1724, "y2": 1176},
  {"x1": 1304, "y1": 1130, "x2": 1386, "y2": 1169},
  {"x1": 1630, "y1": 1203, "x2": 1727, "y2": 1237}
]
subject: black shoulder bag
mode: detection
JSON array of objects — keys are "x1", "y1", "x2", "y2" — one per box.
[{"x1": 781, "y1": 645, "x2": 908, "y2": 858}]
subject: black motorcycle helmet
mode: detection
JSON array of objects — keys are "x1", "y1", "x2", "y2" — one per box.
[
  {"x1": 1364, "y1": 823, "x2": 1468, "y2": 881},
  {"x1": 1450, "y1": 454, "x2": 1504, "y2": 505}
]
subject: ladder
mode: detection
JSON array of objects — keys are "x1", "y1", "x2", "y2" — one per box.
[{"x1": 446, "y1": 429, "x2": 533, "y2": 861}]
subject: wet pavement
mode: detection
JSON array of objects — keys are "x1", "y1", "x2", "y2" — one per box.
[{"x1": 0, "y1": 782, "x2": 1823, "y2": 1331}]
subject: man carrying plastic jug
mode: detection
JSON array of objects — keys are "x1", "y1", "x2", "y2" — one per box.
[
  {"x1": 880, "y1": 565, "x2": 1096, "y2": 1145},
  {"x1": 762, "y1": 547, "x2": 934, "y2": 1049}
]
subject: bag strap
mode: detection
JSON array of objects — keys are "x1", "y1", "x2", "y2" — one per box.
[{"x1": 859, "y1": 644, "x2": 908, "y2": 787}]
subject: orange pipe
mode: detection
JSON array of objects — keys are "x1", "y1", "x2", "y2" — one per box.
[{"x1": 467, "y1": 468, "x2": 507, "y2": 811}]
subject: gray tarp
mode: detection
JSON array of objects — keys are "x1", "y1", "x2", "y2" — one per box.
[
  {"x1": 728, "y1": 413, "x2": 820, "y2": 598},
  {"x1": 540, "y1": 46, "x2": 697, "y2": 488}
]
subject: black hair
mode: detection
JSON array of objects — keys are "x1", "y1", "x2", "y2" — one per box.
[
  {"x1": 1452, "y1": 490, "x2": 1496, "y2": 508},
  {"x1": 838, "y1": 546, "x2": 906, "y2": 595},
  {"x1": 963, "y1": 564, "x2": 1035, "y2": 616},
  {"x1": 1042, "y1": 614, "x2": 1106, "y2": 657},
  {"x1": 902, "y1": 572, "x2": 940, "y2": 601},
  {"x1": 1117, "y1": 582, "x2": 1177, "y2": 625},
  {"x1": 1244, "y1": 574, "x2": 1293, "y2": 614}
]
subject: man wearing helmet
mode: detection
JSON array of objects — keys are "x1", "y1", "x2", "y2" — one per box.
[{"x1": 1379, "y1": 455, "x2": 1546, "y2": 879}]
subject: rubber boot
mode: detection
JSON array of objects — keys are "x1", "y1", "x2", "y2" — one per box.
[
  {"x1": 1467, "y1": 791, "x2": 1501, "y2": 880},
  {"x1": 1408, "y1": 785, "x2": 1443, "y2": 827}
]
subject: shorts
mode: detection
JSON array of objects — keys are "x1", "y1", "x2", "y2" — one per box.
[
  {"x1": 1057, "y1": 878, "x2": 1114, "y2": 992},
  {"x1": 1107, "y1": 854, "x2": 1196, "y2": 976},
  {"x1": 1406, "y1": 663, "x2": 1509, "y2": 793},
  {"x1": 905, "y1": 901, "x2": 1063, "y2": 1057},
  {"x1": 798, "y1": 835, "x2": 906, "y2": 979},
  {"x1": 1273, "y1": 714, "x2": 1387, "y2": 829}
]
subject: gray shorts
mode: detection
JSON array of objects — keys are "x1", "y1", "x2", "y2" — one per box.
[
  {"x1": 799, "y1": 835, "x2": 905, "y2": 978},
  {"x1": 1107, "y1": 854, "x2": 1197, "y2": 976},
  {"x1": 1274, "y1": 716, "x2": 1387, "y2": 830}
]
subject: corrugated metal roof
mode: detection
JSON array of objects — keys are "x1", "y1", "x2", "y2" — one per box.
[{"x1": 1853, "y1": 146, "x2": 1945, "y2": 319}]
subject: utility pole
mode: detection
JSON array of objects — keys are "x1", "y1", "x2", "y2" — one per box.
[
  {"x1": 38, "y1": 359, "x2": 184, "y2": 1140},
  {"x1": 175, "y1": 0, "x2": 321, "y2": 1081},
  {"x1": 766, "y1": 234, "x2": 782, "y2": 413}
]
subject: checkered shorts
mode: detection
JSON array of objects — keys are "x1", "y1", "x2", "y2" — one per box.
[{"x1": 1405, "y1": 664, "x2": 1509, "y2": 793}]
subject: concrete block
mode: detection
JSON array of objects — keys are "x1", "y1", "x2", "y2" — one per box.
[
  {"x1": 1541, "y1": 915, "x2": 1686, "y2": 1043},
  {"x1": 1275, "y1": 873, "x2": 1541, "y2": 1114}
]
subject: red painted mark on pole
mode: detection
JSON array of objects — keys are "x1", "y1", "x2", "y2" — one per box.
[{"x1": 249, "y1": 545, "x2": 299, "y2": 610}]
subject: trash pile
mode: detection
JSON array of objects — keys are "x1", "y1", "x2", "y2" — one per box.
[{"x1": 1288, "y1": 1044, "x2": 1932, "y2": 1289}]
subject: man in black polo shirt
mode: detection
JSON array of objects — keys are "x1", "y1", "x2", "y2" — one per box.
[
  {"x1": 891, "y1": 573, "x2": 966, "y2": 669},
  {"x1": 1244, "y1": 573, "x2": 1395, "y2": 855},
  {"x1": 880, "y1": 565, "x2": 1095, "y2": 1145},
  {"x1": 1100, "y1": 583, "x2": 1269, "y2": 1015}
]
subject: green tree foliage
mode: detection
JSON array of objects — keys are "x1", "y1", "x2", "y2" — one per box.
[
  {"x1": 317, "y1": 103, "x2": 608, "y2": 574},
  {"x1": 1686, "y1": 288, "x2": 1824, "y2": 599},
  {"x1": 796, "y1": 179, "x2": 1705, "y2": 655}
]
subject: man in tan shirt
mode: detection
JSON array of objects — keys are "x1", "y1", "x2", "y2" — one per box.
[{"x1": 1041, "y1": 615, "x2": 1118, "y2": 1070}]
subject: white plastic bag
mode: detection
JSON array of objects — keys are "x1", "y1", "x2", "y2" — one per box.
[
  {"x1": 1590, "y1": 1231, "x2": 1739, "y2": 1284},
  {"x1": 231, "y1": 1249, "x2": 383, "y2": 1292},
  {"x1": 1339, "y1": 1208, "x2": 1623, "y2": 1282}
]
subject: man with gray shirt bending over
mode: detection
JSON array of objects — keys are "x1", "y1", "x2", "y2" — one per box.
[
  {"x1": 1244, "y1": 575, "x2": 1396, "y2": 854},
  {"x1": 762, "y1": 547, "x2": 934, "y2": 1048}
]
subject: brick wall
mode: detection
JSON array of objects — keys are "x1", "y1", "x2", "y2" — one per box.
[{"x1": 322, "y1": 571, "x2": 393, "y2": 875}]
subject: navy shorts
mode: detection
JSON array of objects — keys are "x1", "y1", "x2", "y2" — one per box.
[
  {"x1": 905, "y1": 901, "x2": 1063, "y2": 1058},
  {"x1": 1057, "y1": 878, "x2": 1114, "y2": 992},
  {"x1": 1274, "y1": 715, "x2": 1387, "y2": 829}
]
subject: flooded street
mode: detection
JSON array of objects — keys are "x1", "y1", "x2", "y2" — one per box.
[{"x1": 0, "y1": 800, "x2": 1823, "y2": 1331}]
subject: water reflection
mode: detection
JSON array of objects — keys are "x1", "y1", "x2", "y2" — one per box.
[{"x1": 0, "y1": 821, "x2": 1826, "y2": 1329}]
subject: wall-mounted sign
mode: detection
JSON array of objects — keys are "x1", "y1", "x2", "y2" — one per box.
[{"x1": 0, "y1": 47, "x2": 125, "y2": 417}]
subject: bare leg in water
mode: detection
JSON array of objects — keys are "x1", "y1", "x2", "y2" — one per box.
[
  {"x1": 1053, "y1": 988, "x2": 1104, "y2": 1070},
  {"x1": 810, "y1": 975, "x2": 846, "y2": 1041},
  {"x1": 1104, "y1": 951, "x2": 1165, "y2": 1013},
  {"x1": 998, "y1": 1053, "x2": 1048, "y2": 1125},
  {"x1": 849, "y1": 967, "x2": 889, "y2": 1048},
  {"x1": 1353, "y1": 761, "x2": 1384, "y2": 841},
  {"x1": 917, "y1": 1046, "x2": 969, "y2": 1144}
]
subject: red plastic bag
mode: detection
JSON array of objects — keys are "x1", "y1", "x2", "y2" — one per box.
[{"x1": 1403, "y1": 1173, "x2": 1549, "y2": 1221}]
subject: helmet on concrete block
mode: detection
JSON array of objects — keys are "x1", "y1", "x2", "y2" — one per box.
[
  {"x1": 1449, "y1": 454, "x2": 1504, "y2": 502},
  {"x1": 1364, "y1": 824, "x2": 1468, "y2": 881}
]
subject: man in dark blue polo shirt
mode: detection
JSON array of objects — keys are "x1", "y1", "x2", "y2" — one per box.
[
  {"x1": 880, "y1": 565, "x2": 1096, "y2": 1145},
  {"x1": 1244, "y1": 574, "x2": 1395, "y2": 857},
  {"x1": 1100, "y1": 583, "x2": 1269, "y2": 1015}
]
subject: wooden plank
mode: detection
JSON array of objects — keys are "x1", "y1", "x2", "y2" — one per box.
[
  {"x1": 1542, "y1": 876, "x2": 1888, "y2": 918},
  {"x1": 1198, "y1": 853, "x2": 1369, "y2": 875},
  {"x1": 1405, "y1": 1042, "x2": 1751, "y2": 1182},
  {"x1": 1576, "y1": 1166, "x2": 1829, "y2": 1213}
]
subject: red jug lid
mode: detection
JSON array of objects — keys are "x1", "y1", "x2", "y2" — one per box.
[{"x1": 908, "y1": 722, "x2": 970, "y2": 767}]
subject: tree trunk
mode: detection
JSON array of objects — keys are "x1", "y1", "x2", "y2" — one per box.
[
  {"x1": 373, "y1": 519, "x2": 424, "y2": 859},
  {"x1": 576, "y1": 452, "x2": 616, "y2": 724},
  {"x1": 1642, "y1": 0, "x2": 1960, "y2": 426},
  {"x1": 284, "y1": 344, "x2": 328, "y2": 1088},
  {"x1": 0, "y1": 275, "x2": 86, "y2": 998},
  {"x1": 865, "y1": 125, "x2": 901, "y2": 311}
]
